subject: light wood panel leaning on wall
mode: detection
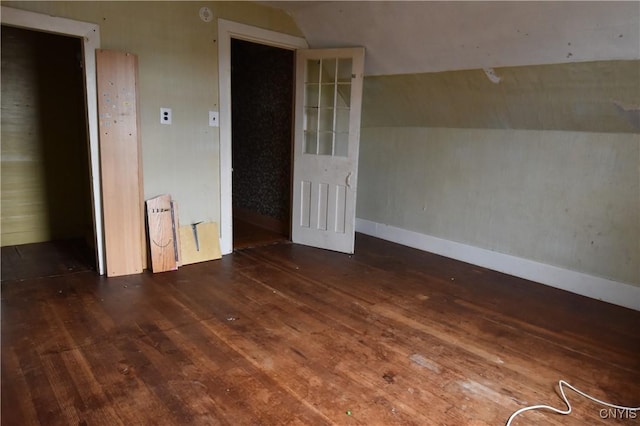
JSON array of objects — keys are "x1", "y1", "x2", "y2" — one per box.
[{"x1": 97, "y1": 49, "x2": 145, "y2": 277}]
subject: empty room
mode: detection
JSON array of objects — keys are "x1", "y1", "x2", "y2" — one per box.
[{"x1": 1, "y1": 1, "x2": 638, "y2": 425}]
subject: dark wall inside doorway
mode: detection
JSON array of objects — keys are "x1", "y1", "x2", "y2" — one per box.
[
  {"x1": 1, "y1": 25, "x2": 92, "y2": 246},
  {"x1": 231, "y1": 38, "x2": 294, "y2": 224}
]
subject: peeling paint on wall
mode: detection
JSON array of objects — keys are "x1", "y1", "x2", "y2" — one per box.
[
  {"x1": 482, "y1": 68, "x2": 501, "y2": 84},
  {"x1": 613, "y1": 100, "x2": 640, "y2": 130}
]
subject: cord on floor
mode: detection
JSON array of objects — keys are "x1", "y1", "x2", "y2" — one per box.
[{"x1": 506, "y1": 380, "x2": 639, "y2": 425}]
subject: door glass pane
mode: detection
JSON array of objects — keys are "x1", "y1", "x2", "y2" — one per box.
[
  {"x1": 306, "y1": 59, "x2": 320, "y2": 83},
  {"x1": 304, "y1": 131, "x2": 318, "y2": 154},
  {"x1": 336, "y1": 84, "x2": 351, "y2": 108},
  {"x1": 320, "y1": 84, "x2": 335, "y2": 108},
  {"x1": 335, "y1": 108, "x2": 349, "y2": 133},
  {"x1": 321, "y1": 58, "x2": 337, "y2": 83},
  {"x1": 335, "y1": 133, "x2": 349, "y2": 157},
  {"x1": 318, "y1": 132, "x2": 333, "y2": 155},
  {"x1": 305, "y1": 107, "x2": 318, "y2": 132},
  {"x1": 319, "y1": 108, "x2": 334, "y2": 132},
  {"x1": 305, "y1": 84, "x2": 319, "y2": 107},
  {"x1": 337, "y1": 58, "x2": 352, "y2": 82}
]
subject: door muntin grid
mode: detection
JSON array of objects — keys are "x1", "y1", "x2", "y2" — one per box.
[{"x1": 303, "y1": 57, "x2": 353, "y2": 157}]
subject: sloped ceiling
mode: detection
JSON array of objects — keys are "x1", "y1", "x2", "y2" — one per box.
[
  {"x1": 263, "y1": 1, "x2": 640, "y2": 133},
  {"x1": 263, "y1": 1, "x2": 640, "y2": 75}
]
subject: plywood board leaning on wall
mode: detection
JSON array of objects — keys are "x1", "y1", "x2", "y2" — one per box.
[
  {"x1": 179, "y1": 222, "x2": 222, "y2": 266},
  {"x1": 97, "y1": 49, "x2": 145, "y2": 277},
  {"x1": 146, "y1": 194, "x2": 178, "y2": 273}
]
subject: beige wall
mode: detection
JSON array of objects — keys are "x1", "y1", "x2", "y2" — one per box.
[
  {"x1": 357, "y1": 127, "x2": 639, "y2": 286},
  {"x1": 357, "y1": 60, "x2": 640, "y2": 287},
  {"x1": 363, "y1": 61, "x2": 640, "y2": 133},
  {"x1": 2, "y1": 1, "x2": 302, "y2": 227}
]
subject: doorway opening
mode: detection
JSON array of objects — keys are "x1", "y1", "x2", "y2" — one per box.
[
  {"x1": 231, "y1": 38, "x2": 294, "y2": 250},
  {"x1": 1, "y1": 25, "x2": 96, "y2": 280}
]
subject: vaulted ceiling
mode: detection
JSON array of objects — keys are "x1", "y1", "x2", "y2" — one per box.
[
  {"x1": 262, "y1": 1, "x2": 640, "y2": 133},
  {"x1": 263, "y1": 1, "x2": 640, "y2": 76}
]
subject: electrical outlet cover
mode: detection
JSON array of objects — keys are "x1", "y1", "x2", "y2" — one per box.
[{"x1": 161, "y1": 107, "x2": 172, "y2": 125}]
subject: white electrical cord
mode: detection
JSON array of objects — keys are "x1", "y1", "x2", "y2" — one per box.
[{"x1": 506, "y1": 379, "x2": 639, "y2": 425}]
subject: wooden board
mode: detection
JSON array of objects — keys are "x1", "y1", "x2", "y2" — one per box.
[
  {"x1": 178, "y1": 222, "x2": 221, "y2": 266},
  {"x1": 146, "y1": 195, "x2": 177, "y2": 273},
  {"x1": 171, "y1": 201, "x2": 181, "y2": 267},
  {"x1": 97, "y1": 49, "x2": 145, "y2": 277}
]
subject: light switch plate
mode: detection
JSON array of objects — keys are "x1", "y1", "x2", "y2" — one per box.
[{"x1": 209, "y1": 111, "x2": 219, "y2": 127}]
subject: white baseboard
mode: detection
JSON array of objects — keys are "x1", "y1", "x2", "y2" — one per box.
[{"x1": 356, "y1": 218, "x2": 640, "y2": 311}]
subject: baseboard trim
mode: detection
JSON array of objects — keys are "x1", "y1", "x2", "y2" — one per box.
[{"x1": 355, "y1": 218, "x2": 640, "y2": 311}]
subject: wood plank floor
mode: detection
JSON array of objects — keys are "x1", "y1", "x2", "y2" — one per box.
[
  {"x1": 1, "y1": 239, "x2": 95, "y2": 282},
  {"x1": 2, "y1": 234, "x2": 639, "y2": 425},
  {"x1": 233, "y1": 218, "x2": 288, "y2": 251}
]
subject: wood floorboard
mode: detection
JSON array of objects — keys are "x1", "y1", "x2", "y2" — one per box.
[
  {"x1": 1, "y1": 239, "x2": 95, "y2": 282},
  {"x1": 2, "y1": 235, "x2": 639, "y2": 425},
  {"x1": 233, "y1": 218, "x2": 288, "y2": 251}
]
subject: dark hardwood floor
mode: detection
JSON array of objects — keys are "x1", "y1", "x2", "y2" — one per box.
[
  {"x1": 233, "y1": 218, "x2": 288, "y2": 251},
  {"x1": 1, "y1": 239, "x2": 95, "y2": 282},
  {"x1": 2, "y1": 235, "x2": 639, "y2": 425}
]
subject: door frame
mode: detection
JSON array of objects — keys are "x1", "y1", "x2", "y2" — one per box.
[
  {"x1": 217, "y1": 19, "x2": 307, "y2": 255},
  {"x1": 1, "y1": 6, "x2": 105, "y2": 274}
]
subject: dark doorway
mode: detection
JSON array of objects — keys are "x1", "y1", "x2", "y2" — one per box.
[
  {"x1": 1, "y1": 25, "x2": 95, "y2": 278},
  {"x1": 231, "y1": 38, "x2": 294, "y2": 250}
]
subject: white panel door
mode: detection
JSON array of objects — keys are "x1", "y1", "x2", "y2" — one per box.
[{"x1": 292, "y1": 48, "x2": 365, "y2": 254}]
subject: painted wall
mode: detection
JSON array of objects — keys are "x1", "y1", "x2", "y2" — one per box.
[
  {"x1": 363, "y1": 61, "x2": 640, "y2": 134},
  {"x1": 357, "y1": 127, "x2": 639, "y2": 286},
  {"x1": 3, "y1": 1, "x2": 302, "y2": 227},
  {"x1": 357, "y1": 60, "x2": 640, "y2": 287}
]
